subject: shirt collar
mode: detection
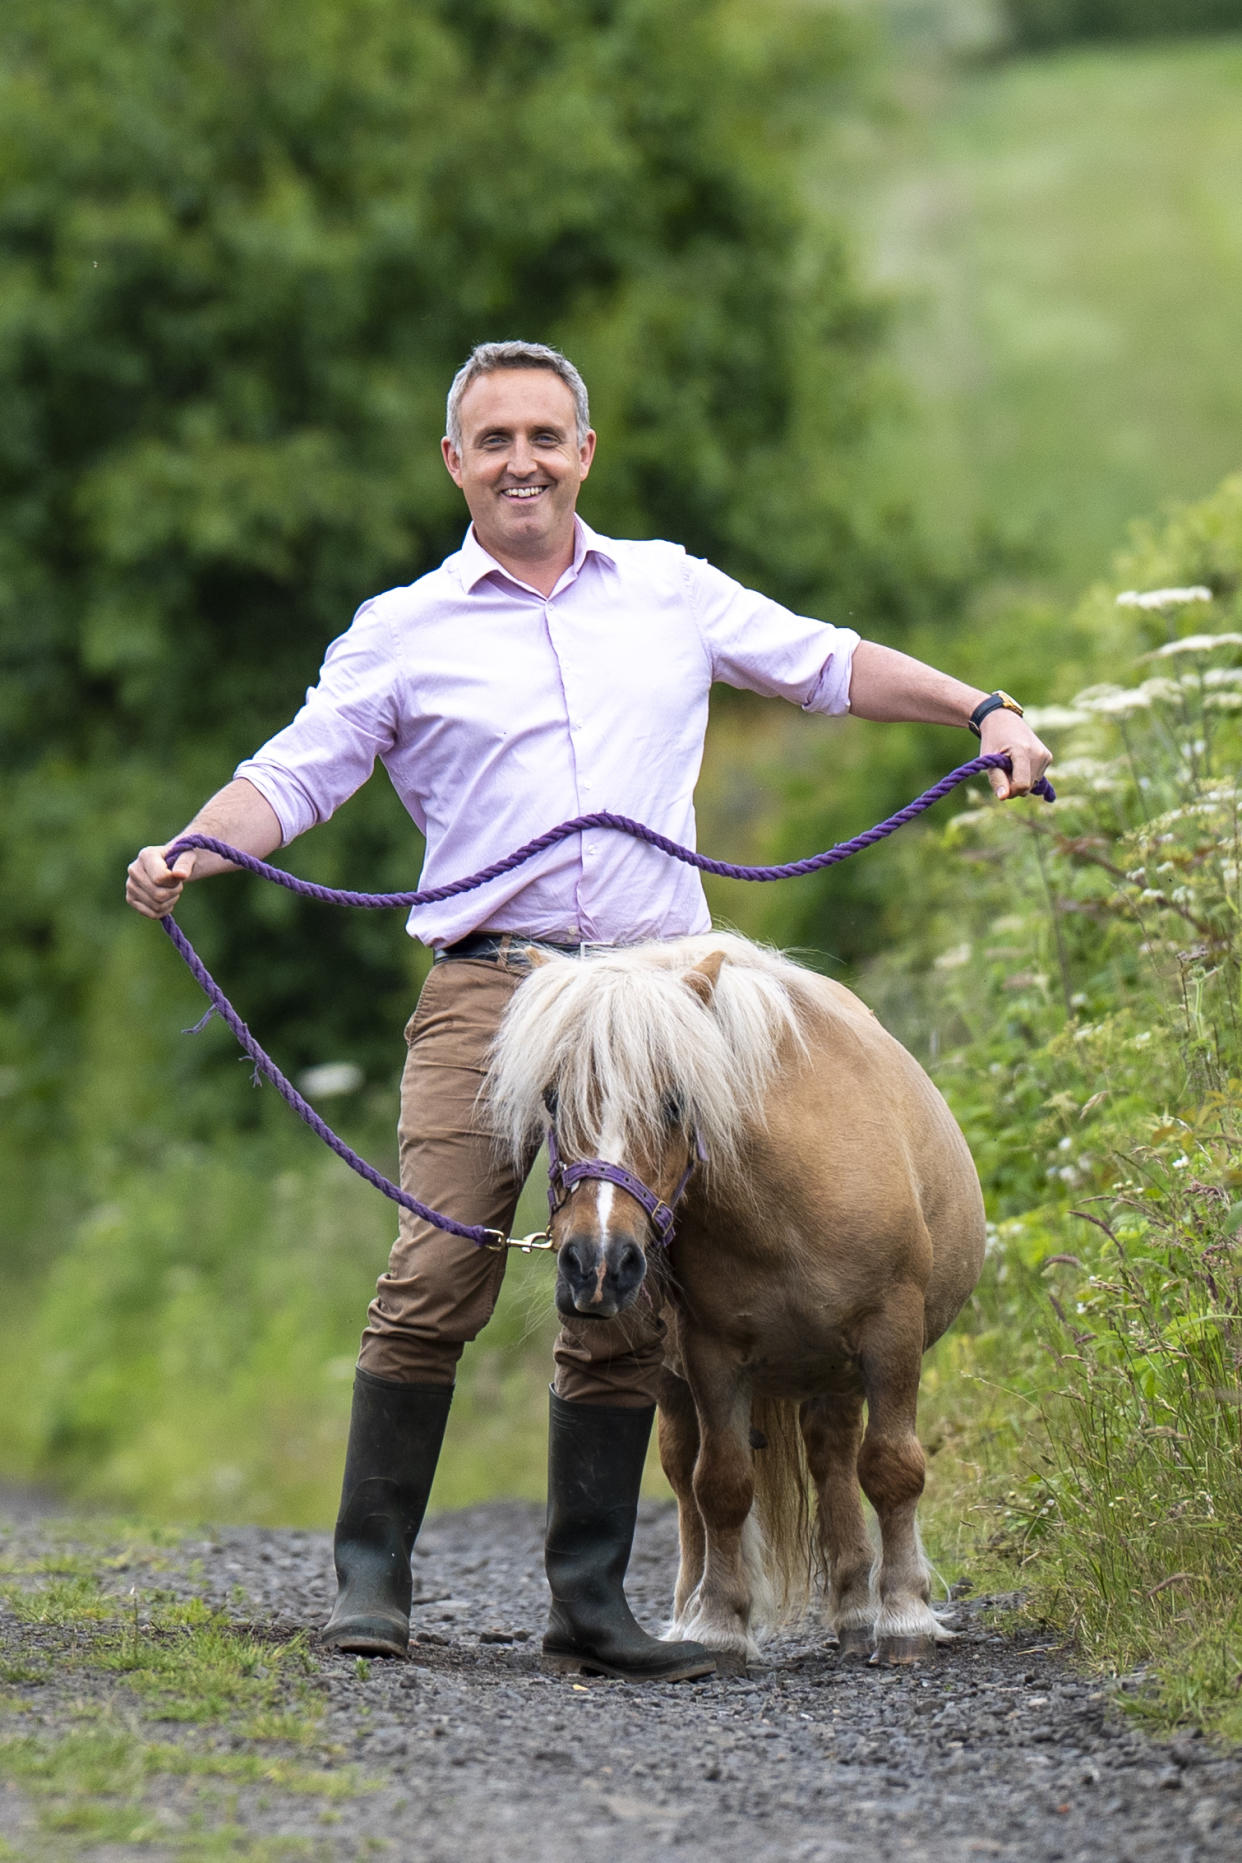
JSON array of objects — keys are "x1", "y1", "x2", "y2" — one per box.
[{"x1": 458, "y1": 516, "x2": 618, "y2": 593}]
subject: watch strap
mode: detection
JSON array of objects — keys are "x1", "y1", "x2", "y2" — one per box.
[{"x1": 968, "y1": 690, "x2": 1023, "y2": 738}]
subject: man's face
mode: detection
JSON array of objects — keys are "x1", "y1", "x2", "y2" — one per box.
[{"x1": 442, "y1": 369, "x2": 596, "y2": 573}]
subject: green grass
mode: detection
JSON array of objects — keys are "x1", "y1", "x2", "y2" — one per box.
[
  {"x1": 0, "y1": 1555, "x2": 362, "y2": 1859},
  {"x1": 853, "y1": 482, "x2": 1242, "y2": 1734},
  {"x1": 831, "y1": 35, "x2": 1242, "y2": 594}
]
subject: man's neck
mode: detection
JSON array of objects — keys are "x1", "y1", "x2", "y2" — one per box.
[{"x1": 475, "y1": 527, "x2": 578, "y2": 599}]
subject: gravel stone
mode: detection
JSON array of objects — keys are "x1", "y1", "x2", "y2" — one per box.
[{"x1": 2, "y1": 1495, "x2": 1241, "y2": 1860}]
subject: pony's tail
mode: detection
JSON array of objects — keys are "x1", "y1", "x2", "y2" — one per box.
[{"x1": 748, "y1": 1395, "x2": 828, "y2": 1626}]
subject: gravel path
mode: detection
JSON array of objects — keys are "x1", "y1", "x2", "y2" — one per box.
[{"x1": 2, "y1": 1497, "x2": 1241, "y2": 1861}]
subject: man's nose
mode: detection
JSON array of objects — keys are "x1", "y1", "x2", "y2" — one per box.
[{"x1": 506, "y1": 435, "x2": 541, "y2": 477}]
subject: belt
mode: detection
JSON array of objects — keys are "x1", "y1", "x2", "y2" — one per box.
[{"x1": 433, "y1": 932, "x2": 619, "y2": 965}]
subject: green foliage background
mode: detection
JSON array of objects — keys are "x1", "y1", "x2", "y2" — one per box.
[
  {"x1": 5, "y1": 0, "x2": 1242, "y2": 1730},
  {"x1": 1000, "y1": 0, "x2": 1242, "y2": 48},
  {"x1": 2, "y1": 0, "x2": 927, "y2": 1110},
  {"x1": 3, "y1": 0, "x2": 922, "y2": 1508}
]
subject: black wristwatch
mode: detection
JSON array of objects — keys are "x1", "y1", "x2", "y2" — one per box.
[{"x1": 968, "y1": 690, "x2": 1024, "y2": 738}]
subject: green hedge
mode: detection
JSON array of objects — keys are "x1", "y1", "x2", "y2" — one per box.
[{"x1": 1002, "y1": 0, "x2": 1242, "y2": 47}]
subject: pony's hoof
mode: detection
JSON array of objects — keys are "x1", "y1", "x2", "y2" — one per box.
[
  {"x1": 870, "y1": 1635, "x2": 933, "y2": 1666},
  {"x1": 709, "y1": 1648, "x2": 754, "y2": 1677},
  {"x1": 834, "y1": 1626, "x2": 874, "y2": 1660}
]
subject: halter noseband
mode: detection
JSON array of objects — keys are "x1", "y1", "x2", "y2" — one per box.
[{"x1": 546, "y1": 1124, "x2": 706, "y2": 1249}]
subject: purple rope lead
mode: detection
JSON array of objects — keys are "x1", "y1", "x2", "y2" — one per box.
[
  {"x1": 160, "y1": 753, "x2": 1053, "y2": 1244},
  {"x1": 164, "y1": 754, "x2": 1052, "y2": 908},
  {"x1": 160, "y1": 915, "x2": 497, "y2": 1242}
]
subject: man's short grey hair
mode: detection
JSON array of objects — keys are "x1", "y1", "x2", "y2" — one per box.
[{"x1": 445, "y1": 341, "x2": 591, "y2": 451}]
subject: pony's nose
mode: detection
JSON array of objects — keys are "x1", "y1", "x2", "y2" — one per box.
[{"x1": 556, "y1": 1232, "x2": 648, "y2": 1316}]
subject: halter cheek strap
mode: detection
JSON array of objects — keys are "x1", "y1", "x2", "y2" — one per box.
[{"x1": 546, "y1": 1125, "x2": 707, "y2": 1249}]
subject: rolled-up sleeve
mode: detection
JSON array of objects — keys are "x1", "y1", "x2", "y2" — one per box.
[
  {"x1": 684, "y1": 555, "x2": 859, "y2": 716},
  {"x1": 233, "y1": 604, "x2": 400, "y2": 845}
]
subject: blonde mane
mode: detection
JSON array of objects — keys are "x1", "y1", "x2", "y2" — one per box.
[{"x1": 487, "y1": 932, "x2": 817, "y2": 1181}]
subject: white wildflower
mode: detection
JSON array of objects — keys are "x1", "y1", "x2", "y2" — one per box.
[
  {"x1": 1116, "y1": 587, "x2": 1212, "y2": 610},
  {"x1": 1137, "y1": 676, "x2": 1184, "y2": 702},
  {"x1": 298, "y1": 1061, "x2": 365, "y2": 1098},
  {"x1": 947, "y1": 807, "x2": 995, "y2": 834},
  {"x1": 1022, "y1": 705, "x2": 1090, "y2": 732},
  {"x1": 1074, "y1": 686, "x2": 1153, "y2": 717},
  {"x1": 1042, "y1": 756, "x2": 1123, "y2": 793},
  {"x1": 1203, "y1": 667, "x2": 1242, "y2": 687},
  {"x1": 1142, "y1": 632, "x2": 1242, "y2": 658},
  {"x1": 1206, "y1": 692, "x2": 1242, "y2": 712},
  {"x1": 934, "y1": 942, "x2": 973, "y2": 971}
]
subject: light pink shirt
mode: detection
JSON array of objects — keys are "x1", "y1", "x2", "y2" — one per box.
[{"x1": 235, "y1": 520, "x2": 859, "y2": 947}]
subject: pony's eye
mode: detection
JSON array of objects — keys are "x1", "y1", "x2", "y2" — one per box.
[
  {"x1": 542, "y1": 1085, "x2": 559, "y2": 1118},
  {"x1": 661, "y1": 1090, "x2": 686, "y2": 1127}
]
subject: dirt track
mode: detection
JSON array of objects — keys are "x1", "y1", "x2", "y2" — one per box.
[{"x1": 2, "y1": 1497, "x2": 1241, "y2": 1861}]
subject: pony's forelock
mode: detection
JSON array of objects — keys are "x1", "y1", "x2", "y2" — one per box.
[{"x1": 486, "y1": 933, "x2": 812, "y2": 1180}]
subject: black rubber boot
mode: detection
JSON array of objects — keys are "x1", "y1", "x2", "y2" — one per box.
[
  {"x1": 543, "y1": 1391, "x2": 716, "y2": 1682},
  {"x1": 321, "y1": 1369, "x2": 453, "y2": 1657}
]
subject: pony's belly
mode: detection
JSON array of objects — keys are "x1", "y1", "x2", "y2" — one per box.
[{"x1": 745, "y1": 1341, "x2": 862, "y2": 1403}]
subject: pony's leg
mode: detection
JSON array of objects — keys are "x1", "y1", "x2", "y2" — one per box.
[
  {"x1": 674, "y1": 1340, "x2": 758, "y2": 1666},
  {"x1": 856, "y1": 1286, "x2": 948, "y2": 1664},
  {"x1": 799, "y1": 1393, "x2": 874, "y2": 1657},
  {"x1": 656, "y1": 1368, "x2": 705, "y2": 1626}
]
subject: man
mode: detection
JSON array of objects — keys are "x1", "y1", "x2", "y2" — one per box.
[{"x1": 127, "y1": 340, "x2": 1051, "y2": 1683}]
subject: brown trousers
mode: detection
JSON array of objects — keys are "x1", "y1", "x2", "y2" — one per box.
[{"x1": 357, "y1": 954, "x2": 666, "y2": 1406}]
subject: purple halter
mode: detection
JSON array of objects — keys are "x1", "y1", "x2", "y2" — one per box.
[{"x1": 545, "y1": 1124, "x2": 707, "y2": 1249}]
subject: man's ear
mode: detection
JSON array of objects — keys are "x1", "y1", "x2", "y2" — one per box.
[
  {"x1": 682, "y1": 950, "x2": 726, "y2": 1006},
  {"x1": 441, "y1": 436, "x2": 464, "y2": 488}
]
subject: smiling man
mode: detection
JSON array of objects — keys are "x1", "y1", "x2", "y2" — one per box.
[
  {"x1": 442, "y1": 364, "x2": 595, "y2": 593},
  {"x1": 127, "y1": 340, "x2": 1051, "y2": 1684}
]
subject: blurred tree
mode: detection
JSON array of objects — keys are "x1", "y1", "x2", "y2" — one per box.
[
  {"x1": 1000, "y1": 0, "x2": 1242, "y2": 45},
  {"x1": 2, "y1": 0, "x2": 934, "y2": 1129}
]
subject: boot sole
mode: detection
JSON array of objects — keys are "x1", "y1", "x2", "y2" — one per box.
[
  {"x1": 320, "y1": 1627, "x2": 409, "y2": 1659},
  {"x1": 542, "y1": 1648, "x2": 717, "y2": 1683}
]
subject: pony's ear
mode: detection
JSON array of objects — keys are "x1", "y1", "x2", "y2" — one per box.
[
  {"x1": 524, "y1": 947, "x2": 552, "y2": 970},
  {"x1": 683, "y1": 950, "x2": 726, "y2": 1005}
]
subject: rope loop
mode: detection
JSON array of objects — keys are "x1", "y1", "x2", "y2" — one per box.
[{"x1": 159, "y1": 753, "x2": 1053, "y2": 1244}]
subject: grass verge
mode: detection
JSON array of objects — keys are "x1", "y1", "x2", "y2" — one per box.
[{"x1": 0, "y1": 1535, "x2": 364, "y2": 1859}]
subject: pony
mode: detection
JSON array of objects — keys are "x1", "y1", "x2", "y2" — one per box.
[{"x1": 488, "y1": 932, "x2": 986, "y2": 1667}]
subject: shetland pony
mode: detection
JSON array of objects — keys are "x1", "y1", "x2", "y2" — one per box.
[{"x1": 489, "y1": 933, "x2": 985, "y2": 1665}]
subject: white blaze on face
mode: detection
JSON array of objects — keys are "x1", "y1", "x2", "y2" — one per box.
[{"x1": 593, "y1": 1112, "x2": 624, "y2": 1235}]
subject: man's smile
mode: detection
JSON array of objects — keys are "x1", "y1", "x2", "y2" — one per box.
[{"x1": 501, "y1": 484, "x2": 549, "y2": 501}]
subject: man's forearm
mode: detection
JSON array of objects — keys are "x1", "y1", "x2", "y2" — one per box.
[
  {"x1": 847, "y1": 642, "x2": 986, "y2": 727},
  {"x1": 173, "y1": 778, "x2": 284, "y2": 879},
  {"x1": 846, "y1": 639, "x2": 1052, "y2": 801},
  {"x1": 127, "y1": 778, "x2": 284, "y2": 918}
]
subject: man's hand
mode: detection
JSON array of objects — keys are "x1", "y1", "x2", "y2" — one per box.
[
  {"x1": 126, "y1": 844, "x2": 198, "y2": 919},
  {"x1": 125, "y1": 781, "x2": 283, "y2": 920},
  {"x1": 979, "y1": 709, "x2": 1053, "y2": 801}
]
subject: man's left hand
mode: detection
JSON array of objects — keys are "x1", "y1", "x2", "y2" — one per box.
[{"x1": 980, "y1": 711, "x2": 1053, "y2": 800}]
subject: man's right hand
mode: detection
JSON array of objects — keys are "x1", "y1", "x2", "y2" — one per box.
[{"x1": 126, "y1": 845, "x2": 197, "y2": 919}]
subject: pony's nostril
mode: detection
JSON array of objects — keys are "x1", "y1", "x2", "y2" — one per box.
[{"x1": 619, "y1": 1243, "x2": 645, "y2": 1282}]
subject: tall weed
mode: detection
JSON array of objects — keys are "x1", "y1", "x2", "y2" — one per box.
[{"x1": 866, "y1": 475, "x2": 1242, "y2": 1728}]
